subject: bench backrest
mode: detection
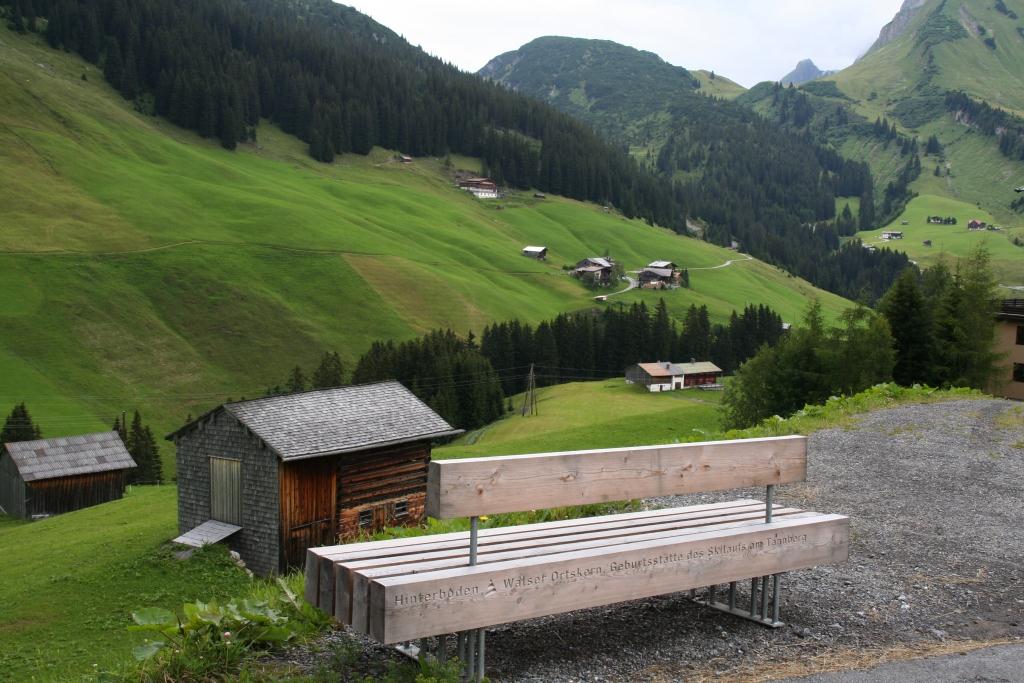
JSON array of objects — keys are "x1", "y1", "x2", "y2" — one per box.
[{"x1": 426, "y1": 435, "x2": 806, "y2": 519}]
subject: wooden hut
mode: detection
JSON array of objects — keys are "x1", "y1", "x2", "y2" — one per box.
[
  {"x1": 0, "y1": 431, "x2": 137, "y2": 520},
  {"x1": 167, "y1": 381, "x2": 460, "y2": 576}
]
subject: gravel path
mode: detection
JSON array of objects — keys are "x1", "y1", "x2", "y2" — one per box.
[{"x1": 281, "y1": 399, "x2": 1024, "y2": 681}]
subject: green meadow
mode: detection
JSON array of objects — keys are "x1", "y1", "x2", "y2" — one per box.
[
  {"x1": 437, "y1": 378, "x2": 726, "y2": 459},
  {"x1": 856, "y1": 193, "x2": 1024, "y2": 281},
  {"x1": 0, "y1": 487, "x2": 252, "y2": 681},
  {"x1": 0, "y1": 27, "x2": 850, "y2": 473}
]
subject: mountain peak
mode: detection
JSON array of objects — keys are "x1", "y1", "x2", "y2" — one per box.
[
  {"x1": 861, "y1": 0, "x2": 930, "y2": 58},
  {"x1": 780, "y1": 59, "x2": 833, "y2": 86}
]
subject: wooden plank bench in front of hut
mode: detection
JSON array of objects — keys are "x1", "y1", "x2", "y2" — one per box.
[{"x1": 304, "y1": 435, "x2": 849, "y2": 680}]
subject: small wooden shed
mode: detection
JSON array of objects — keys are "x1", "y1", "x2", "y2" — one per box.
[
  {"x1": 168, "y1": 381, "x2": 460, "y2": 576},
  {"x1": 0, "y1": 431, "x2": 137, "y2": 520}
]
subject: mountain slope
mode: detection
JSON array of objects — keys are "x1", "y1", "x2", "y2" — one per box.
[
  {"x1": 780, "y1": 59, "x2": 834, "y2": 86},
  {"x1": 479, "y1": 36, "x2": 701, "y2": 149},
  {"x1": 480, "y1": 36, "x2": 913, "y2": 303},
  {"x1": 736, "y1": 0, "x2": 1024, "y2": 279},
  {"x1": 0, "y1": 25, "x2": 852, "y2": 470}
]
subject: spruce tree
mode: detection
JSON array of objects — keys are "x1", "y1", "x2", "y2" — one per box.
[
  {"x1": 0, "y1": 403, "x2": 41, "y2": 445},
  {"x1": 311, "y1": 352, "x2": 345, "y2": 389},
  {"x1": 286, "y1": 366, "x2": 307, "y2": 393},
  {"x1": 879, "y1": 268, "x2": 935, "y2": 386}
]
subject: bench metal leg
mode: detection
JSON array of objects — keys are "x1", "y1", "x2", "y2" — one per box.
[{"x1": 692, "y1": 575, "x2": 785, "y2": 628}]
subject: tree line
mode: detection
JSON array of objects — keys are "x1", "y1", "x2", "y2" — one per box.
[
  {"x1": 723, "y1": 245, "x2": 1002, "y2": 427},
  {"x1": 265, "y1": 301, "x2": 785, "y2": 432},
  {"x1": 479, "y1": 301, "x2": 784, "y2": 396},
  {"x1": 0, "y1": 403, "x2": 163, "y2": 484},
  {"x1": 18, "y1": 0, "x2": 683, "y2": 230}
]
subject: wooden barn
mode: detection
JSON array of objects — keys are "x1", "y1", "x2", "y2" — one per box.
[
  {"x1": 168, "y1": 381, "x2": 460, "y2": 576},
  {"x1": 0, "y1": 431, "x2": 137, "y2": 520}
]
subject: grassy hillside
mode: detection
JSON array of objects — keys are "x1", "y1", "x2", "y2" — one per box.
[
  {"x1": 437, "y1": 379, "x2": 725, "y2": 459},
  {"x1": 0, "y1": 27, "x2": 850, "y2": 473},
  {"x1": 857, "y1": 193, "x2": 1024, "y2": 280},
  {"x1": 0, "y1": 487, "x2": 252, "y2": 681},
  {"x1": 827, "y1": 0, "x2": 1024, "y2": 226},
  {"x1": 692, "y1": 69, "x2": 746, "y2": 99}
]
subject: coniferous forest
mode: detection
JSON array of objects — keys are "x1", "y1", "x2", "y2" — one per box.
[
  {"x1": 348, "y1": 301, "x2": 784, "y2": 430},
  {"x1": 13, "y1": 0, "x2": 916, "y2": 301},
  {"x1": 25, "y1": 0, "x2": 680, "y2": 229}
]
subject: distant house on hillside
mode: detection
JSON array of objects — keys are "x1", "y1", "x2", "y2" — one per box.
[
  {"x1": 880, "y1": 231, "x2": 904, "y2": 240},
  {"x1": 398, "y1": 154, "x2": 413, "y2": 163},
  {"x1": 0, "y1": 431, "x2": 137, "y2": 520},
  {"x1": 573, "y1": 257, "x2": 615, "y2": 285},
  {"x1": 624, "y1": 361, "x2": 723, "y2": 392},
  {"x1": 522, "y1": 245, "x2": 547, "y2": 260},
  {"x1": 968, "y1": 219, "x2": 987, "y2": 230},
  {"x1": 167, "y1": 382, "x2": 460, "y2": 575},
  {"x1": 639, "y1": 261, "x2": 682, "y2": 289},
  {"x1": 457, "y1": 176, "x2": 499, "y2": 199}
]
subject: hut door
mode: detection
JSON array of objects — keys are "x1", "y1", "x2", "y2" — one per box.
[
  {"x1": 209, "y1": 457, "x2": 241, "y2": 525},
  {"x1": 280, "y1": 459, "x2": 336, "y2": 569}
]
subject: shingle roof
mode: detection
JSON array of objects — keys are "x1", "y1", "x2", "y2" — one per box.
[
  {"x1": 647, "y1": 260, "x2": 676, "y2": 269},
  {"x1": 219, "y1": 381, "x2": 460, "y2": 461},
  {"x1": 583, "y1": 257, "x2": 613, "y2": 268},
  {"x1": 640, "y1": 267, "x2": 674, "y2": 278},
  {"x1": 637, "y1": 362, "x2": 677, "y2": 377},
  {"x1": 3, "y1": 431, "x2": 137, "y2": 482},
  {"x1": 675, "y1": 361, "x2": 723, "y2": 375}
]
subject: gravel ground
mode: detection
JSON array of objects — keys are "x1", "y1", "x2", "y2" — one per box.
[{"x1": 279, "y1": 399, "x2": 1024, "y2": 681}]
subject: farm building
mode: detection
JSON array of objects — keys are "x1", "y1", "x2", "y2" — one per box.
[
  {"x1": 968, "y1": 219, "x2": 987, "y2": 230},
  {"x1": 625, "y1": 361, "x2": 723, "y2": 392},
  {"x1": 457, "y1": 177, "x2": 499, "y2": 198},
  {"x1": 573, "y1": 257, "x2": 615, "y2": 285},
  {"x1": 880, "y1": 231, "x2": 904, "y2": 240},
  {"x1": 522, "y1": 245, "x2": 548, "y2": 259},
  {"x1": 0, "y1": 431, "x2": 137, "y2": 520},
  {"x1": 168, "y1": 382, "x2": 459, "y2": 576},
  {"x1": 991, "y1": 299, "x2": 1024, "y2": 401},
  {"x1": 639, "y1": 261, "x2": 681, "y2": 288}
]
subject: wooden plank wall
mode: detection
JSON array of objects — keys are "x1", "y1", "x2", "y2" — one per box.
[
  {"x1": 336, "y1": 444, "x2": 430, "y2": 540},
  {"x1": 24, "y1": 470, "x2": 125, "y2": 518},
  {"x1": 280, "y1": 458, "x2": 337, "y2": 569}
]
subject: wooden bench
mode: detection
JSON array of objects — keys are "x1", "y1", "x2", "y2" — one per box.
[{"x1": 305, "y1": 435, "x2": 849, "y2": 680}]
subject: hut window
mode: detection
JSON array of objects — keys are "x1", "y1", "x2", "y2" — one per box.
[
  {"x1": 358, "y1": 509, "x2": 373, "y2": 528},
  {"x1": 209, "y1": 457, "x2": 242, "y2": 525},
  {"x1": 394, "y1": 500, "x2": 408, "y2": 518}
]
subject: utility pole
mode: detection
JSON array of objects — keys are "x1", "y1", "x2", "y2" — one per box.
[{"x1": 520, "y1": 363, "x2": 538, "y2": 417}]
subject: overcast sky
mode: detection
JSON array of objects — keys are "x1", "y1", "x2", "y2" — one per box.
[{"x1": 350, "y1": 1, "x2": 904, "y2": 87}]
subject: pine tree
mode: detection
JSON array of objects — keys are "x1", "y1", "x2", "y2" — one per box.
[
  {"x1": 311, "y1": 351, "x2": 345, "y2": 389},
  {"x1": 126, "y1": 410, "x2": 162, "y2": 484},
  {"x1": 286, "y1": 366, "x2": 307, "y2": 393},
  {"x1": 0, "y1": 403, "x2": 41, "y2": 445},
  {"x1": 879, "y1": 268, "x2": 935, "y2": 386},
  {"x1": 954, "y1": 245, "x2": 1001, "y2": 389}
]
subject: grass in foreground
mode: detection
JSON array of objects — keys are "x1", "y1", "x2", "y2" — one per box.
[{"x1": 0, "y1": 486, "x2": 252, "y2": 681}]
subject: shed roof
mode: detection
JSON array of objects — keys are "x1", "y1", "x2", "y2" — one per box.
[
  {"x1": 522, "y1": 245, "x2": 547, "y2": 253},
  {"x1": 640, "y1": 267, "x2": 674, "y2": 278},
  {"x1": 581, "y1": 257, "x2": 613, "y2": 268},
  {"x1": 647, "y1": 260, "x2": 676, "y2": 269},
  {"x1": 636, "y1": 362, "x2": 677, "y2": 377},
  {"x1": 3, "y1": 431, "x2": 137, "y2": 482},
  {"x1": 170, "y1": 381, "x2": 460, "y2": 461},
  {"x1": 675, "y1": 361, "x2": 723, "y2": 375}
]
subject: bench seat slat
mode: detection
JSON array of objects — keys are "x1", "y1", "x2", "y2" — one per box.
[
  {"x1": 345, "y1": 508, "x2": 814, "y2": 631},
  {"x1": 368, "y1": 514, "x2": 849, "y2": 643},
  {"x1": 307, "y1": 498, "x2": 765, "y2": 612},
  {"x1": 335, "y1": 503, "x2": 796, "y2": 626}
]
